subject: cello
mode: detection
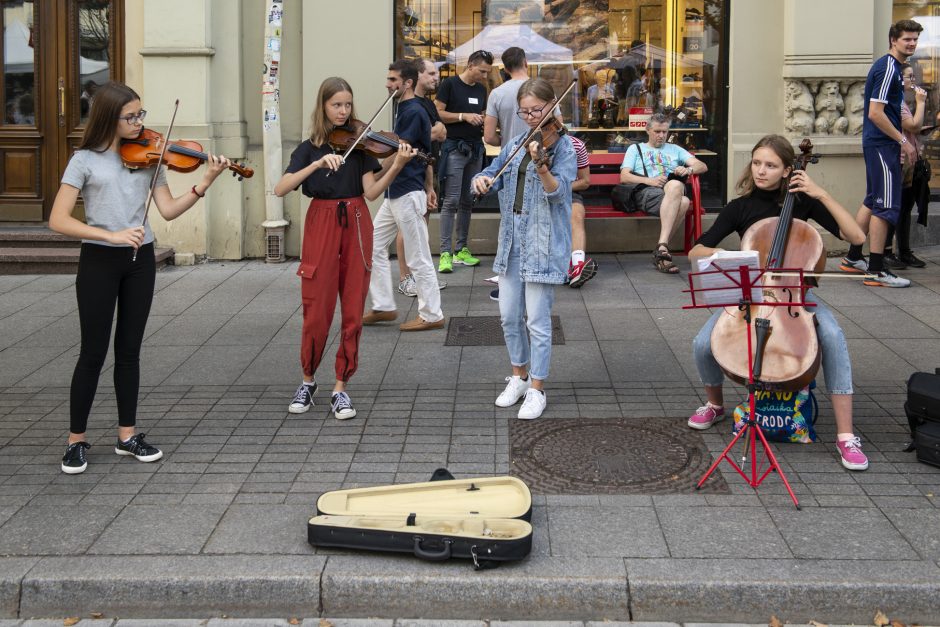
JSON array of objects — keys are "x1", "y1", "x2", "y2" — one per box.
[{"x1": 710, "y1": 139, "x2": 825, "y2": 390}]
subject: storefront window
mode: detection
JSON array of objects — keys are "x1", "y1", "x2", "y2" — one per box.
[
  {"x1": 894, "y1": 1, "x2": 940, "y2": 195},
  {"x1": 395, "y1": 0, "x2": 726, "y2": 207}
]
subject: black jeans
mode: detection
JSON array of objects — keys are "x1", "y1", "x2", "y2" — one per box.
[{"x1": 70, "y1": 243, "x2": 155, "y2": 434}]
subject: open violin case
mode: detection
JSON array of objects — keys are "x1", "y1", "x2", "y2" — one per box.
[{"x1": 307, "y1": 469, "x2": 532, "y2": 569}]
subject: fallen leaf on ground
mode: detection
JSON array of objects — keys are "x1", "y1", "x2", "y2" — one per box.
[
  {"x1": 287, "y1": 619, "x2": 300, "y2": 626},
  {"x1": 891, "y1": 621, "x2": 906, "y2": 627},
  {"x1": 809, "y1": 621, "x2": 828, "y2": 627},
  {"x1": 874, "y1": 610, "x2": 890, "y2": 626},
  {"x1": 769, "y1": 615, "x2": 784, "y2": 627},
  {"x1": 63, "y1": 619, "x2": 80, "y2": 627},
  {"x1": 319, "y1": 620, "x2": 335, "y2": 627},
  {"x1": 90, "y1": 612, "x2": 103, "y2": 619}
]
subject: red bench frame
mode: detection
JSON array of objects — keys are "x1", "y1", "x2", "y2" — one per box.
[{"x1": 582, "y1": 152, "x2": 703, "y2": 253}]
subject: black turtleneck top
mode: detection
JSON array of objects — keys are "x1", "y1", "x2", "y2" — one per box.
[{"x1": 696, "y1": 186, "x2": 842, "y2": 249}]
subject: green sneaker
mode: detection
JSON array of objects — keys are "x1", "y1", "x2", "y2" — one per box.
[
  {"x1": 453, "y1": 247, "x2": 480, "y2": 266},
  {"x1": 438, "y1": 252, "x2": 453, "y2": 273}
]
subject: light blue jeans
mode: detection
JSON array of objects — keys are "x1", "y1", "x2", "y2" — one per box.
[
  {"x1": 499, "y1": 215, "x2": 556, "y2": 381},
  {"x1": 692, "y1": 292, "x2": 853, "y2": 395}
]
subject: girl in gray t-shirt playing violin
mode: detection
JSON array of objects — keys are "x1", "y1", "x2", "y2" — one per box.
[{"x1": 49, "y1": 82, "x2": 231, "y2": 475}]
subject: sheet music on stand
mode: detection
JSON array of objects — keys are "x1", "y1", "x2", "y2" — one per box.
[{"x1": 694, "y1": 250, "x2": 764, "y2": 307}]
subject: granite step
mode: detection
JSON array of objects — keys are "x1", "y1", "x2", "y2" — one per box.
[{"x1": 0, "y1": 245, "x2": 174, "y2": 274}]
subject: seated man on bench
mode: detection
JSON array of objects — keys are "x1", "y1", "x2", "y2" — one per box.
[{"x1": 619, "y1": 112, "x2": 707, "y2": 273}]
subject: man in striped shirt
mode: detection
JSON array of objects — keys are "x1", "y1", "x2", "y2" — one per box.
[
  {"x1": 567, "y1": 134, "x2": 597, "y2": 287},
  {"x1": 841, "y1": 19, "x2": 921, "y2": 288}
]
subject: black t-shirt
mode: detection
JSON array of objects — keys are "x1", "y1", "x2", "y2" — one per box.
[
  {"x1": 436, "y1": 76, "x2": 487, "y2": 141},
  {"x1": 696, "y1": 187, "x2": 842, "y2": 248},
  {"x1": 389, "y1": 97, "x2": 431, "y2": 199},
  {"x1": 285, "y1": 140, "x2": 381, "y2": 199},
  {"x1": 416, "y1": 96, "x2": 443, "y2": 170}
]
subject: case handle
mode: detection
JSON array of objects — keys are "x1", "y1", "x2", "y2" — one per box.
[{"x1": 412, "y1": 536, "x2": 452, "y2": 561}]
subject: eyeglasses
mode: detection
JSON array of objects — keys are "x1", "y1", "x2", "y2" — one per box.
[
  {"x1": 117, "y1": 110, "x2": 147, "y2": 124},
  {"x1": 468, "y1": 50, "x2": 493, "y2": 65},
  {"x1": 516, "y1": 106, "x2": 546, "y2": 119}
]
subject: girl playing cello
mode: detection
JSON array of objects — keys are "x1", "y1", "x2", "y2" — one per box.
[
  {"x1": 274, "y1": 77, "x2": 414, "y2": 420},
  {"x1": 687, "y1": 134, "x2": 871, "y2": 470},
  {"x1": 50, "y1": 82, "x2": 232, "y2": 474}
]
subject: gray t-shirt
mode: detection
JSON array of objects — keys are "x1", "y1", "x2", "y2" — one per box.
[
  {"x1": 61, "y1": 149, "x2": 167, "y2": 247},
  {"x1": 486, "y1": 79, "x2": 530, "y2": 147}
]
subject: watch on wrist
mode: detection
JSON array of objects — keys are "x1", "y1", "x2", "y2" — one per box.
[{"x1": 900, "y1": 136, "x2": 908, "y2": 145}]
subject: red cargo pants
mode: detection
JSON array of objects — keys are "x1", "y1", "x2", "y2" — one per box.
[{"x1": 297, "y1": 196, "x2": 373, "y2": 382}]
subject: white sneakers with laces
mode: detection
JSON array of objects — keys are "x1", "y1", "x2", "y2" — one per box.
[
  {"x1": 517, "y1": 389, "x2": 547, "y2": 420},
  {"x1": 495, "y1": 375, "x2": 530, "y2": 407}
]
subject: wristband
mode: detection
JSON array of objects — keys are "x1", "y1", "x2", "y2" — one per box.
[
  {"x1": 191, "y1": 185, "x2": 205, "y2": 198},
  {"x1": 459, "y1": 113, "x2": 464, "y2": 122},
  {"x1": 900, "y1": 136, "x2": 908, "y2": 145}
]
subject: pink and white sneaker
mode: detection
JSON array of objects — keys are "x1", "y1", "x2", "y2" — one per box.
[
  {"x1": 836, "y1": 436, "x2": 869, "y2": 471},
  {"x1": 687, "y1": 403, "x2": 724, "y2": 430}
]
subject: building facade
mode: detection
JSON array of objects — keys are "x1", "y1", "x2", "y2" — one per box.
[{"x1": 0, "y1": 0, "x2": 933, "y2": 259}]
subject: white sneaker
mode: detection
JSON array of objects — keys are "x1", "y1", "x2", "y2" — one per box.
[
  {"x1": 863, "y1": 270, "x2": 911, "y2": 288},
  {"x1": 518, "y1": 389, "x2": 547, "y2": 420},
  {"x1": 495, "y1": 375, "x2": 530, "y2": 407},
  {"x1": 839, "y1": 256, "x2": 868, "y2": 274},
  {"x1": 397, "y1": 274, "x2": 418, "y2": 297}
]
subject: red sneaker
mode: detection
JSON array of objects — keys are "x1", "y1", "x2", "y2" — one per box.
[
  {"x1": 568, "y1": 258, "x2": 597, "y2": 288},
  {"x1": 687, "y1": 403, "x2": 724, "y2": 430}
]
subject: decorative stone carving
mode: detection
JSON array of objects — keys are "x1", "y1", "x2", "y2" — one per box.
[
  {"x1": 785, "y1": 79, "x2": 865, "y2": 136},
  {"x1": 814, "y1": 80, "x2": 848, "y2": 135},
  {"x1": 844, "y1": 81, "x2": 865, "y2": 136},
  {"x1": 784, "y1": 80, "x2": 816, "y2": 136}
]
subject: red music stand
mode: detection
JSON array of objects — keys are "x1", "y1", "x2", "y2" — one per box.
[{"x1": 684, "y1": 262, "x2": 816, "y2": 510}]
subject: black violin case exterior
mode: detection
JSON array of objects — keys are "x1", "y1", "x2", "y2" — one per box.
[
  {"x1": 307, "y1": 470, "x2": 532, "y2": 569},
  {"x1": 905, "y1": 369, "x2": 940, "y2": 468}
]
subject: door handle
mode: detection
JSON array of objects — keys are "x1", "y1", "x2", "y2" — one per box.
[{"x1": 58, "y1": 77, "x2": 65, "y2": 126}]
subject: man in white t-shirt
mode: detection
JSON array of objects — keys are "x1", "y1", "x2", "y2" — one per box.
[
  {"x1": 620, "y1": 113, "x2": 707, "y2": 274},
  {"x1": 483, "y1": 46, "x2": 530, "y2": 148}
]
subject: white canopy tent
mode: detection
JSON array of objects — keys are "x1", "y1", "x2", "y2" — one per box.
[{"x1": 444, "y1": 24, "x2": 572, "y2": 66}]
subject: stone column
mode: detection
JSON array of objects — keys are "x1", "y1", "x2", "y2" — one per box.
[
  {"x1": 729, "y1": 0, "x2": 881, "y2": 216},
  {"x1": 137, "y1": 0, "x2": 248, "y2": 259}
]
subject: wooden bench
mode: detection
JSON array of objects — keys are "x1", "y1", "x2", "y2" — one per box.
[{"x1": 582, "y1": 152, "x2": 703, "y2": 253}]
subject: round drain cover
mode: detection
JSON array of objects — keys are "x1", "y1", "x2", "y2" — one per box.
[{"x1": 510, "y1": 418, "x2": 727, "y2": 494}]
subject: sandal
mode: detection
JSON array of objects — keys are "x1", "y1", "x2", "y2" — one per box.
[{"x1": 652, "y1": 243, "x2": 680, "y2": 274}]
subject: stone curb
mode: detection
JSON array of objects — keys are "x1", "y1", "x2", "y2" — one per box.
[
  {"x1": 15, "y1": 556, "x2": 324, "y2": 619},
  {"x1": 6, "y1": 554, "x2": 940, "y2": 623}
]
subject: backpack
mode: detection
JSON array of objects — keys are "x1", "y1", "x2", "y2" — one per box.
[
  {"x1": 904, "y1": 369, "x2": 940, "y2": 467},
  {"x1": 732, "y1": 381, "x2": 818, "y2": 443}
]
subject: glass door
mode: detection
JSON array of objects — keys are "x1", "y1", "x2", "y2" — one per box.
[{"x1": 0, "y1": 0, "x2": 122, "y2": 223}]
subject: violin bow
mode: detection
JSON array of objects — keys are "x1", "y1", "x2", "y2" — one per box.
[
  {"x1": 326, "y1": 89, "x2": 399, "y2": 177},
  {"x1": 133, "y1": 99, "x2": 179, "y2": 262},
  {"x1": 475, "y1": 78, "x2": 577, "y2": 198}
]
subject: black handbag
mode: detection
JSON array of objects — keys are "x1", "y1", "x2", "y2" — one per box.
[
  {"x1": 904, "y1": 369, "x2": 940, "y2": 467},
  {"x1": 611, "y1": 144, "x2": 648, "y2": 213}
]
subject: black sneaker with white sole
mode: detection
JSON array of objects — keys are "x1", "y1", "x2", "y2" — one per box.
[
  {"x1": 331, "y1": 391, "x2": 357, "y2": 420},
  {"x1": 288, "y1": 382, "x2": 317, "y2": 413},
  {"x1": 61, "y1": 441, "x2": 91, "y2": 474},
  {"x1": 115, "y1": 433, "x2": 163, "y2": 462}
]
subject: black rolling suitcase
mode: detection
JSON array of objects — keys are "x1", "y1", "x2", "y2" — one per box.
[
  {"x1": 308, "y1": 470, "x2": 532, "y2": 570},
  {"x1": 904, "y1": 369, "x2": 940, "y2": 468}
]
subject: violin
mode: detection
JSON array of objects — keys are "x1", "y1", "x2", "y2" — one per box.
[
  {"x1": 710, "y1": 139, "x2": 824, "y2": 390},
  {"x1": 120, "y1": 128, "x2": 254, "y2": 180},
  {"x1": 530, "y1": 117, "x2": 567, "y2": 169},
  {"x1": 328, "y1": 119, "x2": 434, "y2": 165}
]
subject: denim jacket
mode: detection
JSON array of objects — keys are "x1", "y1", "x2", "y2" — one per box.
[{"x1": 473, "y1": 131, "x2": 576, "y2": 283}]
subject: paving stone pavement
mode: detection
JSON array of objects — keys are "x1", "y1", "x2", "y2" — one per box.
[{"x1": 1, "y1": 250, "x2": 940, "y2": 623}]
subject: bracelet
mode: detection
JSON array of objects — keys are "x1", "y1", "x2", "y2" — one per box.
[
  {"x1": 191, "y1": 185, "x2": 205, "y2": 198},
  {"x1": 899, "y1": 136, "x2": 908, "y2": 145},
  {"x1": 458, "y1": 113, "x2": 464, "y2": 122}
]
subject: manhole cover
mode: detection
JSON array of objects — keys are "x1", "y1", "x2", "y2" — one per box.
[
  {"x1": 510, "y1": 418, "x2": 728, "y2": 494},
  {"x1": 445, "y1": 315, "x2": 565, "y2": 346}
]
